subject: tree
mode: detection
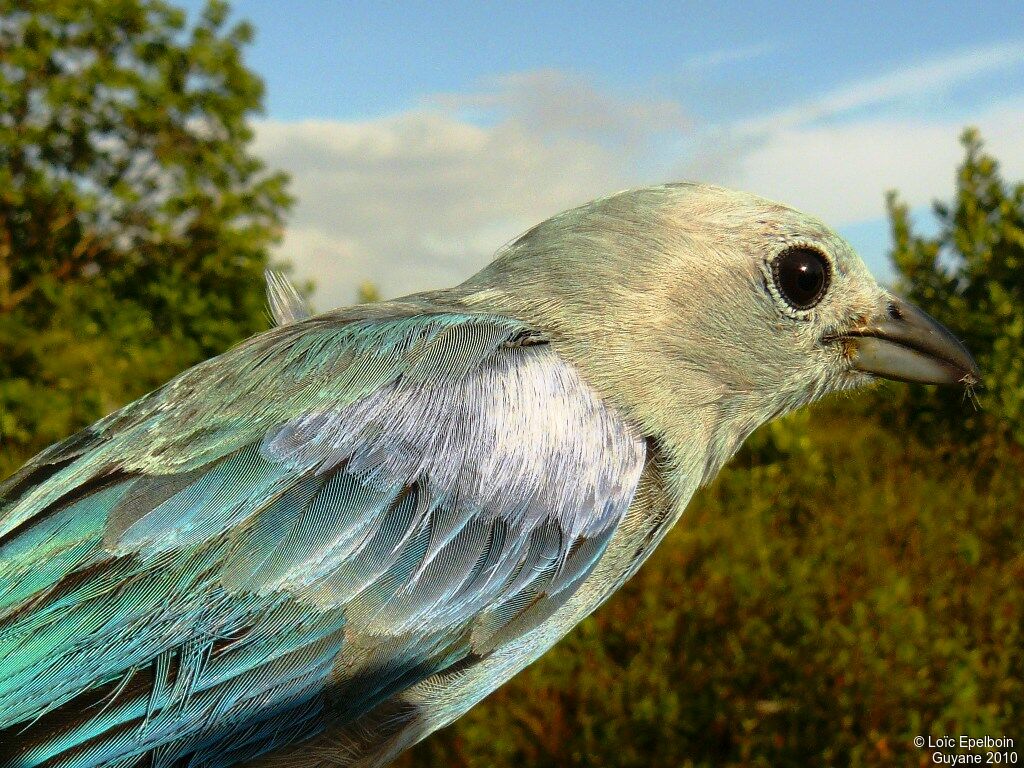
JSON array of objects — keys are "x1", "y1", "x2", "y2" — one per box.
[
  {"x1": 885, "y1": 128, "x2": 1024, "y2": 449},
  {"x1": 0, "y1": 0, "x2": 292, "y2": 475},
  {"x1": 357, "y1": 280, "x2": 381, "y2": 304}
]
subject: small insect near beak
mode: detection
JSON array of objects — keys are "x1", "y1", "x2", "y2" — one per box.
[{"x1": 830, "y1": 296, "x2": 980, "y2": 386}]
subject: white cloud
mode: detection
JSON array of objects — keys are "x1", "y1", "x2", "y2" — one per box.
[
  {"x1": 739, "y1": 41, "x2": 1024, "y2": 133},
  {"x1": 681, "y1": 42, "x2": 776, "y2": 71},
  {"x1": 255, "y1": 73, "x2": 689, "y2": 309},
  {"x1": 434, "y1": 69, "x2": 690, "y2": 142},
  {"x1": 700, "y1": 100, "x2": 1024, "y2": 226},
  {"x1": 255, "y1": 49, "x2": 1024, "y2": 311},
  {"x1": 687, "y1": 42, "x2": 1024, "y2": 226}
]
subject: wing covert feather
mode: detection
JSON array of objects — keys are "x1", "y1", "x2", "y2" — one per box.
[{"x1": 0, "y1": 305, "x2": 645, "y2": 768}]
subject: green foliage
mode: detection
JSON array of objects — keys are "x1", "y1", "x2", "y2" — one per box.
[
  {"x1": 884, "y1": 128, "x2": 1024, "y2": 447},
  {"x1": 357, "y1": 280, "x2": 382, "y2": 304},
  {"x1": 0, "y1": 0, "x2": 292, "y2": 475},
  {"x1": 401, "y1": 404, "x2": 1023, "y2": 768}
]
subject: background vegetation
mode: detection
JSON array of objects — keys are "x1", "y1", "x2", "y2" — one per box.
[
  {"x1": 0, "y1": 3, "x2": 1020, "y2": 766},
  {"x1": 0, "y1": 0, "x2": 291, "y2": 476}
]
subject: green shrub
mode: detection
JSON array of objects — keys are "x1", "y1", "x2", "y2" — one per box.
[
  {"x1": 884, "y1": 128, "x2": 1024, "y2": 448},
  {"x1": 0, "y1": 0, "x2": 292, "y2": 475}
]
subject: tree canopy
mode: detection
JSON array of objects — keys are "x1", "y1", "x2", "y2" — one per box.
[
  {"x1": 886, "y1": 128, "x2": 1024, "y2": 448},
  {"x1": 0, "y1": 0, "x2": 292, "y2": 474}
]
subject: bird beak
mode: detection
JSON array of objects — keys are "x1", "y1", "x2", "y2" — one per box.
[{"x1": 831, "y1": 295, "x2": 980, "y2": 386}]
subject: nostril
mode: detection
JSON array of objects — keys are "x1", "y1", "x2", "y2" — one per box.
[{"x1": 886, "y1": 301, "x2": 904, "y2": 321}]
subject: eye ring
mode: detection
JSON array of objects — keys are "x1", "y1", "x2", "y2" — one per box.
[{"x1": 770, "y1": 246, "x2": 831, "y2": 311}]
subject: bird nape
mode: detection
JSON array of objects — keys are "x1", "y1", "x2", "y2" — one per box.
[{"x1": 0, "y1": 183, "x2": 978, "y2": 768}]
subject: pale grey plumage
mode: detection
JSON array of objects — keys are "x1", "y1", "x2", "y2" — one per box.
[{"x1": 0, "y1": 183, "x2": 977, "y2": 768}]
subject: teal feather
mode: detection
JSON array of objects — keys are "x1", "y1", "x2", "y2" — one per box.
[{"x1": 0, "y1": 304, "x2": 645, "y2": 767}]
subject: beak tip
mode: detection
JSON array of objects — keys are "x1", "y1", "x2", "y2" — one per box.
[
  {"x1": 947, "y1": 339, "x2": 981, "y2": 388},
  {"x1": 841, "y1": 296, "x2": 981, "y2": 387}
]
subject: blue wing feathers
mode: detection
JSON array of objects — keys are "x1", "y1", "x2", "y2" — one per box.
[{"x1": 0, "y1": 306, "x2": 646, "y2": 767}]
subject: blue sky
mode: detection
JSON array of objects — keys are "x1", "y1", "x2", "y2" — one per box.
[{"x1": 179, "y1": 1, "x2": 1024, "y2": 307}]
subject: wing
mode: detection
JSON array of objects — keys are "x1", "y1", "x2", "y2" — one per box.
[{"x1": 0, "y1": 304, "x2": 645, "y2": 768}]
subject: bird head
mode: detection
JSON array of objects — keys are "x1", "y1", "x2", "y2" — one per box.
[{"x1": 459, "y1": 183, "x2": 978, "y2": 484}]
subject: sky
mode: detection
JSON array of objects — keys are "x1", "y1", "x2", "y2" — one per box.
[{"x1": 179, "y1": 1, "x2": 1024, "y2": 310}]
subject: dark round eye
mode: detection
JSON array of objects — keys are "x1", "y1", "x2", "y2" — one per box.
[{"x1": 771, "y1": 247, "x2": 831, "y2": 310}]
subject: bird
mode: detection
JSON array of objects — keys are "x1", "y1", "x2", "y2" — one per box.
[{"x1": 0, "y1": 183, "x2": 978, "y2": 768}]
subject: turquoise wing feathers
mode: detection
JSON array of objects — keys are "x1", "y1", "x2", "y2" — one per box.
[{"x1": 0, "y1": 303, "x2": 645, "y2": 768}]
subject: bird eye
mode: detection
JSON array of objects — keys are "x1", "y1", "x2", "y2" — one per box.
[{"x1": 771, "y1": 247, "x2": 831, "y2": 310}]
